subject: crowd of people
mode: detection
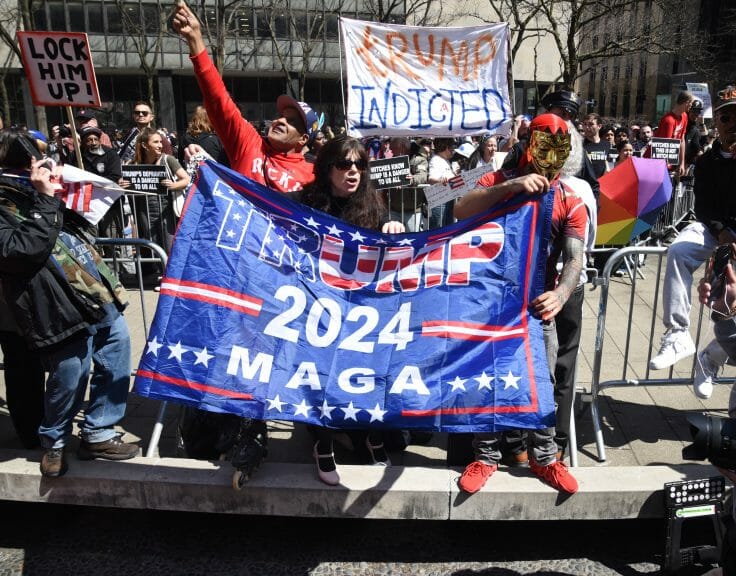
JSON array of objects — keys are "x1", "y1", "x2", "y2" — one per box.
[{"x1": 0, "y1": 0, "x2": 733, "y2": 504}]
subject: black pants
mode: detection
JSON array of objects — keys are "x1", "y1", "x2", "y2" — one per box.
[
  {"x1": 0, "y1": 332, "x2": 45, "y2": 448},
  {"x1": 553, "y1": 284, "x2": 585, "y2": 452}
]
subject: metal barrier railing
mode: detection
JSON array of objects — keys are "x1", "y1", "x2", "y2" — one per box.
[{"x1": 588, "y1": 245, "x2": 731, "y2": 462}]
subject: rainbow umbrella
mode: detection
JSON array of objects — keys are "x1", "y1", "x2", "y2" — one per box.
[{"x1": 596, "y1": 157, "x2": 672, "y2": 245}]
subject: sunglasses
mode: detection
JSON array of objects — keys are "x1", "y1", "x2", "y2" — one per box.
[
  {"x1": 333, "y1": 158, "x2": 367, "y2": 171},
  {"x1": 719, "y1": 114, "x2": 733, "y2": 123},
  {"x1": 133, "y1": 110, "x2": 151, "y2": 116}
]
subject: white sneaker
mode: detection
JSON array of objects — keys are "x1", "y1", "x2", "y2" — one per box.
[
  {"x1": 649, "y1": 330, "x2": 696, "y2": 370},
  {"x1": 693, "y1": 349, "x2": 718, "y2": 399}
]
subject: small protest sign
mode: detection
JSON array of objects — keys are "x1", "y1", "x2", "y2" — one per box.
[
  {"x1": 686, "y1": 82, "x2": 712, "y2": 119},
  {"x1": 17, "y1": 31, "x2": 100, "y2": 107},
  {"x1": 649, "y1": 138, "x2": 681, "y2": 164},
  {"x1": 368, "y1": 156, "x2": 411, "y2": 190},
  {"x1": 424, "y1": 165, "x2": 494, "y2": 209},
  {"x1": 122, "y1": 165, "x2": 168, "y2": 195}
]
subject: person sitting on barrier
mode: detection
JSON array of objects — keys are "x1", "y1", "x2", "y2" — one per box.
[
  {"x1": 0, "y1": 128, "x2": 139, "y2": 477},
  {"x1": 453, "y1": 113, "x2": 583, "y2": 495},
  {"x1": 173, "y1": 1, "x2": 321, "y2": 193},
  {"x1": 649, "y1": 85, "x2": 736, "y2": 400},
  {"x1": 295, "y1": 135, "x2": 404, "y2": 485}
]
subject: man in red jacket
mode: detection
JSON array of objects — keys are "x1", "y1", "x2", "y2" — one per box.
[{"x1": 173, "y1": 1, "x2": 321, "y2": 193}]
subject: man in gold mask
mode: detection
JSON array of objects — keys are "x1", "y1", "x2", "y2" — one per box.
[{"x1": 453, "y1": 113, "x2": 586, "y2": 495}]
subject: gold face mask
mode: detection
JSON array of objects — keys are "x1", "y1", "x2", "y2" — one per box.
[{"x1": 529, "y1": 130, "x2": 571, "y2": 180}]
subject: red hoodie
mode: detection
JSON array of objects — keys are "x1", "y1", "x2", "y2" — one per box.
[{"x1": 191, "y1": 50, "x2": 315, "y2": 193}]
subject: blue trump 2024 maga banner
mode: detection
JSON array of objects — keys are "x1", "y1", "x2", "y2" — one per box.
[{"x1": 133, "y1": 161, "x2": 555, "y2": 432}]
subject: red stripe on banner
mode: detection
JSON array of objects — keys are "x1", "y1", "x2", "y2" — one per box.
[
  {"x1": 521, "y1": 199, "x2": 539, "y2": 411},
  {"x1": 402, "y1": 404, "x2": 539, "y2": 416},
  {"x1": 160, "y1": 277, "x2": 263, "y2": 316},
  {"x1": 137, "y1": 370, "x2": 253, "y2": 399},
  {"x1": 420, "y1": 321, "x2": 526, "y2": 341}
]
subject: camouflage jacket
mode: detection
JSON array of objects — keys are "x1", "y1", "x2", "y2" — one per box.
[{"x1": 0, "y1": 173, "x2": 127, "y2": 349}]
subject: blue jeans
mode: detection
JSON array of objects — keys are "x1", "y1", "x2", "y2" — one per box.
[
  {"x1": 38, "y1": 314, "x2": 131, "y2": 449},
  {"x1": 429, "y1": 201, "x2": 454, "y2": 229}
]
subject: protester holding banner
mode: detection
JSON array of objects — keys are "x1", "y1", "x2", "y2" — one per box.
[
  {"x1": 295, "y1": 135, "x2": 404, "y2": 485},
  {"x1": 0, "y1": 128, "x2": 139, "y2": 477},
  {"x1": 453, "y1": 114, "x2": 583, "y2": 495},
  {"x1": 173, "y1": 1, "x2": 320, "y2": 193},
  {"x1": 649, "y1": 85, "x2": 736, "y2": 400}
]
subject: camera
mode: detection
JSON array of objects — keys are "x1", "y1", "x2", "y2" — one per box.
[{"x1": 682, "y1": 412, "x2": 736, "y2": 469}]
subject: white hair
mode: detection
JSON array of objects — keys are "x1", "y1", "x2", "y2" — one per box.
[{"x1": 560, "y1": 120, "x2": 584, "y2": 177}]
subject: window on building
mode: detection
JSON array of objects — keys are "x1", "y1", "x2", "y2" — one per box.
[
  {"x1": 106, "y1": 5, "x2": 123, "y2": 34},
  {"x1": 227, "y1": 8, "x2": 252, "y2": 36},
  {"x1": 256, "y1": 10, "x2": 289, "y2": 39},
  {"x1": 622, "y1": 90, "x2": 630, "y2": 116},
  {"x1": 613, "y1": 65, "x2": 619, "y2": 80},
  {"x1": 48, "y1": 2, "x2": 65, "y2": 31},
  {"x1": 294, "y1": 11, "x2": 309, "y2": 38},
  {"x1": 142, "y1": 4, "x2": 160, "y2": 34},
  {"x1": 592, "y1": 35, "x2": 599, "y2": 50},
  {"x1": 88, "y1": 3, "x2": 104, "y2": 34},
  {"x1": 32, "y1": 6, "x2": 48, "y2": 29},
  {"x1": 599, "y1": 93, "x2": 606, "y2": 115},
  {"x1": 610, "y1": 94, "x2": 618, "y2": 117},
  {"x1": 326, "y1": 14, "x2": 339, "y2": 39},
  {"x1": 69, "y1": 4, "x2": 85, "y2": 32}
]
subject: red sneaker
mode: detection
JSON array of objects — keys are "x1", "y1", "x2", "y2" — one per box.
[
  {"x1": 459, "y1": 461, "x2": 497, "y2": 494},
  {"x1": 530, "y1": 460, "x2": 579, "y2": 494}
]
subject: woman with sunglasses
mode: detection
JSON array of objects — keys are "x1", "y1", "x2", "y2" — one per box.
[{"x1": 295, "y1": 135, "x2": 404, "y2": 485}]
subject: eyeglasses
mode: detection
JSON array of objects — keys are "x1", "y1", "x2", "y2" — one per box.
[
  {"x1": 133, "y1": 110, "x2": 151, "y2": 116},
  {"x1": 333, "y1": 158, "x2": 367, "y2": 171}
]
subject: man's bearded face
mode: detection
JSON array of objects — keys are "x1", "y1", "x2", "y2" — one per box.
[{"x1": 529, "y1": 130, "x2": 571, "y2": 180}]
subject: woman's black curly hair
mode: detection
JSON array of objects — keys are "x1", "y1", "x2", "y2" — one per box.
[{"x1": 299, "y1": 135, "x2": 386, "y2": 231}]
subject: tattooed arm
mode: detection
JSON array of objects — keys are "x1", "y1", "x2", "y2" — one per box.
[{"x1": 530, "y1": 236, "x2": 584, "y2": 321}]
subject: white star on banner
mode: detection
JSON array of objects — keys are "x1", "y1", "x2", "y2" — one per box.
[
  {"x1": 350, "y1": 230, "x2": 366, "y2": 242},
  {"x1": 304, "y1": 216, "x2": 319, "y2": 228},
  {"x1": 366, "y1": 403, "x2": 387, "y2": 422},
  {"x1": 375, "y1": 237, "x2": 388, "y2": 244},
  {"x1": 326, "y1": 224, "x2": 344, "y2": 237},
  {"x1": 475, "y1": 372, "x2": 494, "y2": 391},
  {"x1": 397, "y1": 238, "x2": 415, "y2": 246},
  {"x1": 341, "y1": 402, "x2": 361, "y2": 421},
  {"x1": 267, "y1": 395, "x2": 286, "y2": 412},
  {"x1": 238, "y1": 199, "x2": 246, "y2": 207},
  {"x1": 193, "y1": 347, "x2": 214, "y2": 367},
  {"x1": 501, "y1": 371, "x2": 521, "y2": 390},
  {"x1": 318, "y1": 399, "x2": 336, "y2": 420},
  {"x1": 146, "y1": 336, "x2": 163, "y2": 357},
  {"x1": 226, "y1": 229, "x2": 235, "y2": 238},
  {"x1": 233, "y1": 213, "x2": 242, "y2": 221},
  {"x1": 293, "y1": 399, "x2": 312, "y2": 417},
  {"x1": 167, "y1": 341, "x2": 187, "y2": 362},
  {"x1": 448, "y1": 376, "x2": 467, "y2": 392}
]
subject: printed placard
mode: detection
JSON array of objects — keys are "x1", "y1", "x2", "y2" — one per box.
[
  {"x1": 17, "y1": 31, "x2": 100, "y2": 107},
  {"x1": 649, "y1": 137, "x2": 681, "y2": 164},
  {"x1": 368, "y1": 156, "x2": 411, "y2": 190},
  {"x1": 424, "y1": 164, "x2": 494, "y2": 209},
  {"x1": 122, "y1": 164, "x2": 167, "y2": 194},
  {"x1": 686, "y1": 82, "x2": 713, "y2": 119}
]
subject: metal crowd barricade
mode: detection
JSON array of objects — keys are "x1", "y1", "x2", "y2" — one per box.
[
  {"x1": 96, "y1": 237, "x2": 168, "y2": 458},
  {"x1": 650, "y1": 174, "x2": 696, "y2": 241},
  {"x1": 588, "y1": 245, "x2": 730, "y2": 462},
  {"x1": 384, "y1": 184, "x2": 428, "y2": 231}
]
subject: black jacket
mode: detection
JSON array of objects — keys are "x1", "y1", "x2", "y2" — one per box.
[
  {"x1": 694, "y1": 140, "x2": 736, "y2": 239},
  {"x1": 0, "y1": 175, "x2": 123, "y2": 349}
]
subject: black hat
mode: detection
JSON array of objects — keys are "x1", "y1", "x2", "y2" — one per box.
[
  {"x1": 714, "y1": 85, "x2": 736, "y2": 113},
  {"x1": 690, "y1": 99, "x2": 704, "y2": 112},
  {"x1": 541, "y1": 89, "x2": 582, "y2": 117},
  {"x1": 76, "y1": 109, "x2": 95, "y2": 121},
  {"x1": 79, "y1": 125, "x2": 102, "y2": 138}
]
